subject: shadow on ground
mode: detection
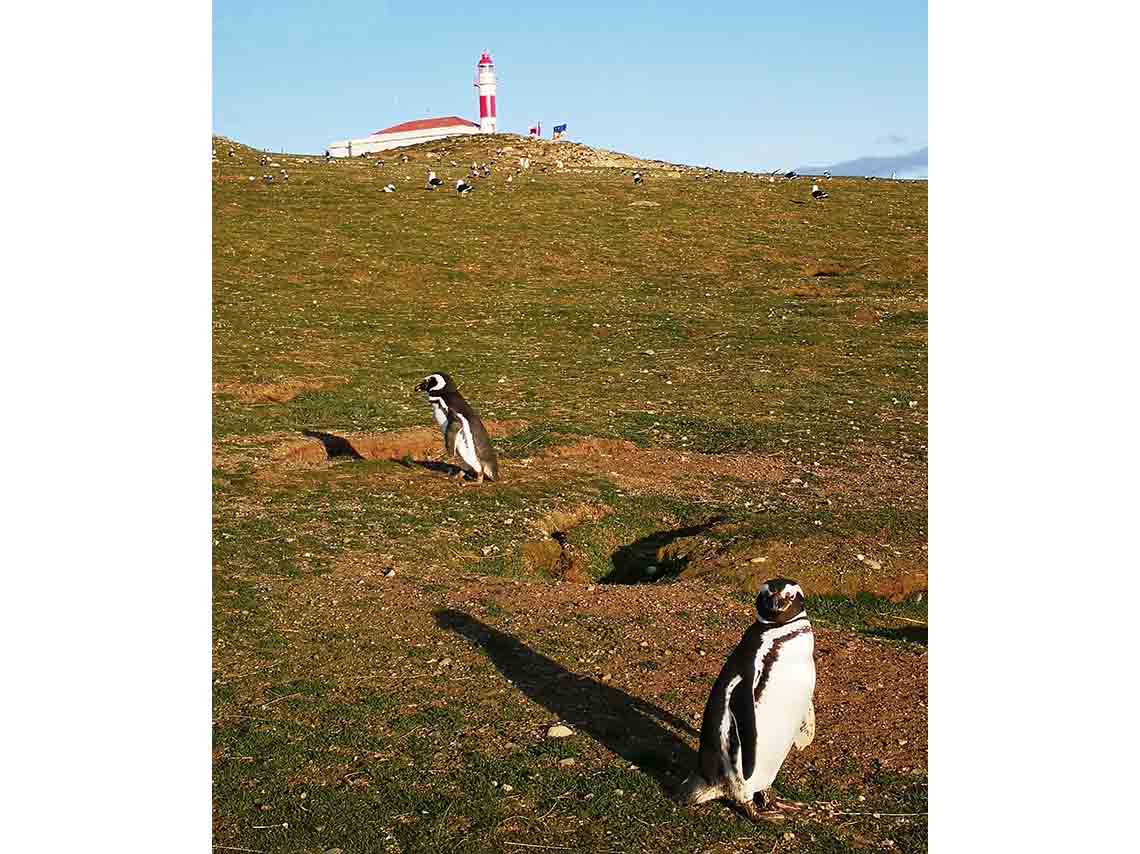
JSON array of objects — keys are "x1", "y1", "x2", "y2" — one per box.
[
  {"x1": 434, "y1": 609, "x2": 698, "y2": 793},
  {"x1": 602, "y1": 520, "x2": 723, "y2": 584},
  {"x1": 301, "y1": 429, "x2": 364, "y2": 460},
  {"x1": 863, "y1": 625, "x2": 928, "y2": 645}
]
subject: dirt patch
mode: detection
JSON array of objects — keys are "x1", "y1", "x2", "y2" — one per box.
[
  {"x1": 214, "y1": 376, "x2": 347, "y2": 405},
  {"x1": 542, "y1": 439, "x2": 791, "y2": 497},
  {"x1": 806, "y1": 264, "x2": 847, "y2": 277},
  {"x1": 272, "y1": 420, "x2": 530, "y2": 468}
]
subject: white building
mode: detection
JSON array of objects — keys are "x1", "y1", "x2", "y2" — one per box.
[{"x1": 328, "y1": 116, "x2": 481, "y2": 158}]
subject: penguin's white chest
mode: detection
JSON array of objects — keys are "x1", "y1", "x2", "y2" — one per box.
[
  {"x1": 452, "y1": 414, "x2": 481, "y2": 472},
  {"x1": 430, "y1": 400, "x2": 449, "y2": 433},
  {"x1": 747, "y1": 631, "x2": 816, "y2": 791}
]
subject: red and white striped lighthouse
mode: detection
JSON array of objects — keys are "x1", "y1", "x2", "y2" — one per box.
[{"x1": 474, "y1": 51, "x2": 497, "y2": 134}]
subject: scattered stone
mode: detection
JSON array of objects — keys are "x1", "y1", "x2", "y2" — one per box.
[
  {"x1": 501, "y1": 784, "x2": 514, "y2": 793},
  {"x1": 782, "y1": 832, "x2": 795, "y2": 841},
  {"x1": 750, "y1": 556, "x2": 768, "y2": 564},
  {"x1": 439, "y1": 658, "x2": 452, "y2": 668},
  {"x1": 325, "y1": 848, "x2": 344, "y2": 854},
  {"x1": 639, "y1": 641, "x2": 649, "y2": 648},
  {"x1": 547, "y1": 725, "x2": 574, "y2": 738},
  {"x1": 614, "y1": 789, "x2": 625, "y2": 796},
  {"x1": 559, "y1": 758, "x2": 576, "y2": 767},
  {"x1": 867, "y1": 559, "x2": 882, "y2": 570},
  {"x1": 601, "y1": 673, "x2": 612, "y2": 683},
  {"x1": 856, "y1": 554, "x2": 865, "y2": 561}
]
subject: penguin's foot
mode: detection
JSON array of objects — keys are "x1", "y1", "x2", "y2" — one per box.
[
  {"x1": 759, "y1": 789, "x2": 807, "y2": 813},
  {"x1": 474, "y1": 471, "x2": 485, "y2": 485},
  {"x1": 737, "y1": 800, "x2": 786, "y2": 824}
]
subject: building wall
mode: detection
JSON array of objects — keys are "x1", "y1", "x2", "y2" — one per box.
[{"x1": 328, "y1": 125, "x2": 480, "y2": 157}]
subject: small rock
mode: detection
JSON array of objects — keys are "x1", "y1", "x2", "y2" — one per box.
[
  {"x1": 559, "y1": 758, "x2": 576, "y2": 767},
  {"x1": 501, "y1": 784, "x2": 514, "y2": 793},
  {"x1": 601, "y1": 673, "x2": 612, "y2": 683},
  {"x1": 909, "y1": 400, "x2": 917, "y2": 407},
  {"x1": 782, "y1": 832, "x2": 795, "y2": 841},
  {"x1": 646, "y1": 565, "x2": 658, "y2": 575},
  {"x1": 384, "y1": 569, "x2": 396, "y2": 578},
  {"x1": 639, "y1": 641, "x2": 649, "y2": 648},
  {"x1": 440, "y1": 658, "x2": 452, "y2": 667},
  {"x1": 867, "y1": 559, "x2": 882, "y2": 570},
  {"x1": 547, "y1": 725, "x2": 574, "y2": 738},
  {"x1": 325, "y1": 849, "x2": 344, "y2": 854},
  {"x1": 856, "y1": 554, "x2": 865, "y2": 561},
  {"x1": 858, "y1": 795, "x2": 866, "y2": 802},
  {"x1": 750, "y1": 556, "x2": 768, "y2": 564},
  {"x1": 614, "y1": 789, "x2": 624, "y2": 796}
]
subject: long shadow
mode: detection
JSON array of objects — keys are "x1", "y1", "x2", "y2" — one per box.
[
  {"x1": 434, "y1": 609, "x2": 697, "y2": 794},
  {"x1": 863, "y1": 625, "x2": 928, "y2": 645},
  {"x1": 602, "y1": 519, "x2": 723, "y2": 585},
  {"x1": 301, "y1": 429, "x2": 364, "y2": 460}
]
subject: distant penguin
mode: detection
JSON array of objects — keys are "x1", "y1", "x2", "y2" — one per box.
[
  {"x1": 633, "y1": 172, "x2": 643, "y2": 185},
  {"x1": 679, "y1": 579, "x2": 816, "y2": 820},
  {"x1": 383, "y1": 183, "x2": 396, "y2": 193},
  {"x1": 456, "y1": 179, "x2": 473, "y2": 196},
  {"x1": 811, "y1": 184, "x2": 828, "y2": 200},
  {"x1": 415, "y1": 373, "x2": 499, "y2": 483},
  {"x1": 427, "y1": 170, "x2": 442, "y2": 189}
]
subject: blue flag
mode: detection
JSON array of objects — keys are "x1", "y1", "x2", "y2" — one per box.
[{"x1": 553, "y1": 123, "x2": 567, "y2": 134}]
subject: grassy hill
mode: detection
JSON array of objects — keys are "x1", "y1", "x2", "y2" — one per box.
[{"x1": 212, "y1": 133, "x2": 928, "y2": 853}]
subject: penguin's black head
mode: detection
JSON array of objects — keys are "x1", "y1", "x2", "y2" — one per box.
[
  {"x1": 415, "y1": 372, "x2": 454, "y2": 395},
  {"x1": 755, "y1": 578, "x2": 806, "y2": 624}
]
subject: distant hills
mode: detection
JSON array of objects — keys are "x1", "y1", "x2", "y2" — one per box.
[{"x1": 797, "y1": 146, "x2": 928, "y2": 179}]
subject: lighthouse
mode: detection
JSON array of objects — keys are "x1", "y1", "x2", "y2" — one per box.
[{"x1": 474, "y1": 51, "x2": 497, "y2": 134}]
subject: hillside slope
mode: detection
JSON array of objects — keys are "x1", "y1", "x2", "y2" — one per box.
[{"x1": 213, "y1": 133, "x2": 928, "y2": 853}]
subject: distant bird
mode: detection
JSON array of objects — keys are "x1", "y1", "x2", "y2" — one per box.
[
  {"x1": 456, "y1": 179, "x2": 473, "y2": 196},
  {"x1": 783, "y1": 170, "x2": 797, "y2": 179},
  {"x1": 507, "y1": 174, "x2": 513, "y2": 183},
  {"x1": 415, "y1": 372, "x2": 499, "y2": 484},
  {"x1": 769, "y1": 176, "x2": 775, "y2": 184},
  {"x1": 811, "y1": 184, "x2": 828, "y2": 200},
  {"x1": 281, "y1": 171, "x2": 289, "y2": 181},
  {"x1": 228, "y1": 148, "x2": 235, "y2": 158},
  {"x1": 822, "y1": 170, "x2": 831, "y2": 179},
  {"x1": 482, "y1": 164, "x2": 491, "y2": 177},
  {"x1": 247, "y1": 176, "x2": 255, "y2": 182},
  {"x1": 427, "y1": 170, "x2": 442, "y2": 189},
  {"x1": 259, "y1": 155, "x2": 269, "y2": 167},
  {"x1": 450, "y1": 160, "x2": 458, "y2": 167},
  {"x1": 633, "y1": 172, "x2": 643, "y2": 185},
  {"x1": 679, "y1": 579, "x2": 816, "y2": 821},
  {"x1": 262, "y1": 173, "x2": 274, "y2": 184},
  {"x1": 382, "y1": 183, "x2": 396, "y2": 193}
]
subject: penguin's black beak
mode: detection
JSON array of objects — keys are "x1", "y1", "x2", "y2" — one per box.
[{"x1": 415, "y1": 379, "x2": 428, "y2": 393}]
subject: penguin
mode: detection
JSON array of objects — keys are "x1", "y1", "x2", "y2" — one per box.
[
  {"x1": 456, "y1": 179, "x2": 473, "y2": 196},
  {"x1": 427, "y1": 170, "x2": 442, "y2": 189},
  {"x1": 679, "y1": 578, "x2": 816, "y2": 821},
  {"x1": 414, "y1": 372, "x2": 499, "y2": 483},
  {"x1": 811, "y1": 184, "x2": 829, "y2": 200},
  {"x1": 382, "y1": 183, "x2": 396, "y2": 193},
  {"x1": 632, "y1": 172, "x2": 643, "y2": 185}
]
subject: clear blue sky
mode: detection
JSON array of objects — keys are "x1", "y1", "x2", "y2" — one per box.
[{"x1": 213, "y1": 1, "x2": 926, "y2": 174}]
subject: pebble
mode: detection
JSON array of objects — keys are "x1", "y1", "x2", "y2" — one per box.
[
  {"x1": 639, "y1": 641, "x2": 649, "y2": 647},
  {"x1": 601, "y1": 673, "x2": 612, "y2": 683},
  {"x1": 439, "y1": 658, "x2": 452, "y2": 667},
  {"x1": 614, "y1": 789, "x2": 625, "y2": 796},
  {"x1": 547, "y1": 725, "x2": 574, "y2": 738},
  {"x1": 501, "y1": 784, "x2": 514, "y2": 793},
  {"x1": 559, "y1": 758, "x2": 576, "y2": 767},
  {"x1": 325, "y1": 849, "x2": 344, "y2": 854},
  {"x1": 750, "y1": 556, "x2": 768, "y2": 564}
]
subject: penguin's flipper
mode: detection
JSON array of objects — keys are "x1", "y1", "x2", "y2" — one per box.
[{"x1": 793, "y1": 700, "x2": 815, "y2": 750}]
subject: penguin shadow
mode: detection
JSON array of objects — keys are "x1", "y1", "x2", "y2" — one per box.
[
  {"x1": 301, "y1": 430, "x2": 364, "y2": 460},
  {"x1": 434, "y1": 609, "x2": 698, "y2": 793},
  {"x1": 601, "y1": 519, "x2": 723, "y2": 585},
  {"x1": 863, "y1": 625, "x2": 928, "y2": 645}
]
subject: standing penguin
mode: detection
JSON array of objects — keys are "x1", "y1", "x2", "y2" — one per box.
[
  {"x1": 415, "y1": 373, "x2": 499, "y2": 483},
  {"x1": 679, "y1": 578, "x2": 816, "y2": 820}
]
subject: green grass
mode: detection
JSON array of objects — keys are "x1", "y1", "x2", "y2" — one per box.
[{"x1": 213, "y1": 134, "x2": 927, "y2": 853}]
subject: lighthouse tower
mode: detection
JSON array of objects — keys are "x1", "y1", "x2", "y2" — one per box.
[{"x1": 474, "y1": 51, "x2": 497, "y2": 134}]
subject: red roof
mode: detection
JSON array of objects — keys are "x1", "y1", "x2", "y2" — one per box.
[
  {"x1": 479, "y1": 52, "x2": 494, "y2": 66},
  {"x1": 372, "y1": 116, "x2": 479, "y2": 135}
]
